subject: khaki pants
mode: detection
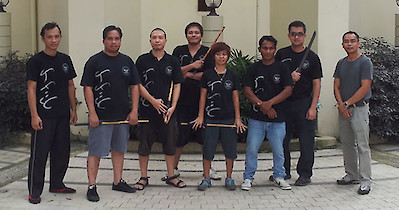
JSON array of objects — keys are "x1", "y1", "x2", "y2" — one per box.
[{"x1": 338, "y1": 104, "x2": 372, "y2": 186}]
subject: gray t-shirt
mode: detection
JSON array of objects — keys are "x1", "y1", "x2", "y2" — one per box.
[{"x1": 333, "y1": 54, "x2": 373, "y2": 101}]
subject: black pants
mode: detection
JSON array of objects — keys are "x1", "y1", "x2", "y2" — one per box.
[
  {"x1": 28, "y1": 116, "x2": 71, "y2": 196},
  {"x1": 283, "y1": 97, "x2": 315, "y2": 179}
]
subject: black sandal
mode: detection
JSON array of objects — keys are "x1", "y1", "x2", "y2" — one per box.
[
  {"x1": 165, "y1": 175, "x2": 186, "y2": 188},
  {"x1": 134, "y1": 177, "x2": 149, "y2": 190}
]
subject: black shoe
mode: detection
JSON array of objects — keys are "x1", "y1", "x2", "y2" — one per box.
[
  {"x1": 112, "y1": 179, "x2": 136, "y2": 193},
  {"x1": 269, "y1": 174, "x2": 291, "y2": 181},
  {"x1": 358, "y1": 184, "x2": 371, "y2": 195},
  {"x1": 294, "y1": 176, "x2": 311, "y2": 186},
  {"x1": 28, "y1": 194, "x2": 41, "y2": 204},
  {"x1": 87, "y1": 185, "x2": 99, "y2": 202}
]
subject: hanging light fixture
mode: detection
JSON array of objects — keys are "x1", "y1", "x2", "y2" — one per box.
[{"x1": 205, "y1": 0, "x2": 222, "y2": 16}]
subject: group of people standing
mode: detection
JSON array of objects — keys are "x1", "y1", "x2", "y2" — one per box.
[{"x1": 26, "y1": 20, "x2": 373, "y2": 204}]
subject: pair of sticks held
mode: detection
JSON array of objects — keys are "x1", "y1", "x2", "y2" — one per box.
[{"x1": 75, "y1": 120, "x2": 237, "y2": 128}]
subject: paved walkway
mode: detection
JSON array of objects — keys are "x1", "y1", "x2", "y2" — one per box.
[{"x1": 1, "y1": 143, "x2": 399, "y2": 209}]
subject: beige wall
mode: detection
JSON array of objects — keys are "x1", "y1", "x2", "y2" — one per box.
[
  {"x1": 7, "y1": 0, "x2": 36, "y2": 54},
  {"x1": 270, "y1": 0, "x2": 318, "y2": 51},
  {"x1": 349, "y1": 0, "x2": 399, "y2": 45},
  {"x1": 317, "y1": 0, "x2": 350, "y2": 137}
]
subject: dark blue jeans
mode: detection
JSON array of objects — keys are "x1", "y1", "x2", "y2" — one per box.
[{"x1": 283, "y1": 96, "x2": 315, "y2": 179}]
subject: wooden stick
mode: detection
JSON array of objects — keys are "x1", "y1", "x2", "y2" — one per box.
[
  {"x1": 164, "y1": 81, "x2": 174, "y2": 123},
  {"x1": 202, "y1": 26, "x2": 225, "y2": 61},
  {"x1": 180, "y1": 122, "x2": 236, "y2": 128},
  {"x1": 74, "y1": 119, "x2": 149, "y2": 126}
]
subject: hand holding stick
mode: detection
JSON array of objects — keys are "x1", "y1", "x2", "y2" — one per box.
[{"x1": 296, "y1": 31, "x2": 316, "y2": 73}]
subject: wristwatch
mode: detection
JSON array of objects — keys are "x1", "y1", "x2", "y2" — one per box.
[{"x1": 344, "y1": 101, "x2": 349, "y2": 108}]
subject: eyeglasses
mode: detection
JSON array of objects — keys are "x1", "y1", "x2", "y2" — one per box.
[
  {"x1": 290, "y1": 32, "x2": 305, "y2": 37},
  {"x1": 343, "y1": 39, "x2": 358, "y2": 44}
]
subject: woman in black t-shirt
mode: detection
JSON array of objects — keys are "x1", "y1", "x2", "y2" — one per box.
[{"x1": 192, "y1": 42, "x2": 246, "y2": 191}]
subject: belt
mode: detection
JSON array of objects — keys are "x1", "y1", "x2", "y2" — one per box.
[{"x1": 350, "y1": 99, "x2": 369, "y2": 107}]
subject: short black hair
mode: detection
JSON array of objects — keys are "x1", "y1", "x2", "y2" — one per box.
[
  {"x1": 342, "y1": 31, "x2": 360, "y2": 42},
  {"x1": 40, "y1": 22, "x2": 61, "y2": 37},
  {"x1": 103, "y1": 25, "x2": 122, "y2": 40},
  {"x1": 211, "y1": 42, "x2": 231, "y2": 60},
  {"x1": 259, "y1": 35, "x2": 277, "y2": 48},
  {"x1": 185, "y1": 22, "x2": 203, "y2": 36},
  {"x1": 288, "y1": 20, "x2": 306, "y2": 34},
  {"x1": 150, "y1": 28, "x2": 167, "y2": 39}
]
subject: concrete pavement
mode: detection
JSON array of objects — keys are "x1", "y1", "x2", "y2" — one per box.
[{"x1": 1, "y1": 143, "x2": 399, "y2": 209}]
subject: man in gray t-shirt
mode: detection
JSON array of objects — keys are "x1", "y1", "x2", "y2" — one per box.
[{"x1": 333, "y1": 31, "x2": 373, "y2": 195}]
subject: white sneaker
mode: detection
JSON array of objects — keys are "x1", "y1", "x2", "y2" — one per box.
[
  {"x1": 274, "y1": 177, "x2": 291, "y2": 190},
  {"x1": 241, "y1": 179, "x2": 252, "y2": 191},
  {"x1": 161, "y1": 168, "x2": 180, "y2": 181},
  {"x1": 209, "y1": 168, "x2": 222, "y2": 180}
]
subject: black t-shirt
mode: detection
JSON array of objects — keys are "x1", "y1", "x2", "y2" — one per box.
[
  {"x1": 172, "y1": 44, "x2": 214, "y2": 108},
  {"x1": 26, "y1": 51, "x2": 77, "y2": 119},
  {"x1": 200, "y1": 68, "x2": 239, "y2": 120},
  {"x1": 80, "y1": 51, "x2": 141, "y2": 121},
  {"x1": 243, "y1": 61, "x2": 293, "y2": 122},
  {"x1": 136, "y1": 51, "x2": 184, "y2": 119},
  {"x1": 275, "y1": 46, "x2": 323, "y2": 100}
]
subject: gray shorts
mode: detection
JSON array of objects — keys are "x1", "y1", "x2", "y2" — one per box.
[{"x1": 88, "y1": 124, "x2": 130, "y2": 157}]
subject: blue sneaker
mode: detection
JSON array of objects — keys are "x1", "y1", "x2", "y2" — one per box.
[
  {"x1": 198, "y1": 179, "x2": 211, "y2": 191},
  {"x1": 225, "y1": 178, "x2": 236, "y2": 190}
]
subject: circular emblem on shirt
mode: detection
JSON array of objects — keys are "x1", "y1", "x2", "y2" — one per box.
[
  {"x1": 122, "y1": 66, "x2": 130, "y2": 76},
  {"x1": 224, "y1": 80, "x2": 233, "y2": 90},
  {"x1": 302, "y1": 60, "x2": 310, "y2": 70},
  {"x1": 165, "y1": 66, "x2": 173, "y2": 75},
  {"x1": 62, "y1": 63, "x2": 69, "y2": 73},
  {"x1": 273, "y1": 74, "x2": 281, "y2": 84}
]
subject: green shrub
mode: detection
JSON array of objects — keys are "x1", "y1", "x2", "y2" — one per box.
[
  {"x1": 0, "y1": 52, "x2": 32, "y2": 147},
  {"x1": 360, "y1": 37, "x2": 399, "y2": 141},
  {"x1": 226, "y1": 49, "x2": 255, "y2": 122}
]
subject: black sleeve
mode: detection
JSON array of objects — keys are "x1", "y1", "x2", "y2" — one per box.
[
  {"x1": 200, "y1": 70, "x2": 209, "y2": 88},
  {"x1": 311, "y1": 52, "x2": 323, "y2": 79},
  {"x1": 80, "y1": 57, "x2": 95, "y2": 87},
  {"x1": 128, "y1": 57, "x2": 141, "y2": 85},
  {"x1": 280, "y1": 63, "x2": 294, "y2": 87},
  {"x1": 171, "y1": 56, "x2": 184, "y2": 84},
  {"x1": 67, "y1": 55, "x2": 77, "y2": 80},
  {"x1": 135, "y1": 55, "x2": 145, "y2": 82},
  {"x1": 26, "y1": 57, "x2": 39, "y2": 82},
  {"x1": 232, "y1": 70, "x2": 240, "y2": 91}
]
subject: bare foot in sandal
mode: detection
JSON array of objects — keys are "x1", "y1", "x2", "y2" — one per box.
[
  {"x1": 134, "y1": 177, "x2": 149, "y2": 190},
  {"x1": 166, "y1": 175, "x2": 186, "y2": 188}
]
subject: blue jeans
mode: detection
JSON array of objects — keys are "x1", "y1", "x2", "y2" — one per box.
[{"x1": 243, "y1": 118, "x2": 286, "y2": 181}]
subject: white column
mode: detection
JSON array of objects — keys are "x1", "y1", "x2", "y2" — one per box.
[
  {"x1": 317, "y1": 0, "x2": 349, "y2": 137},
  {"x1": 0, "y1": 12, "x2": 11, "y2": 57},
  {"x1": 202, "y1": 15, "x2": 223, "y2": 47}
]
